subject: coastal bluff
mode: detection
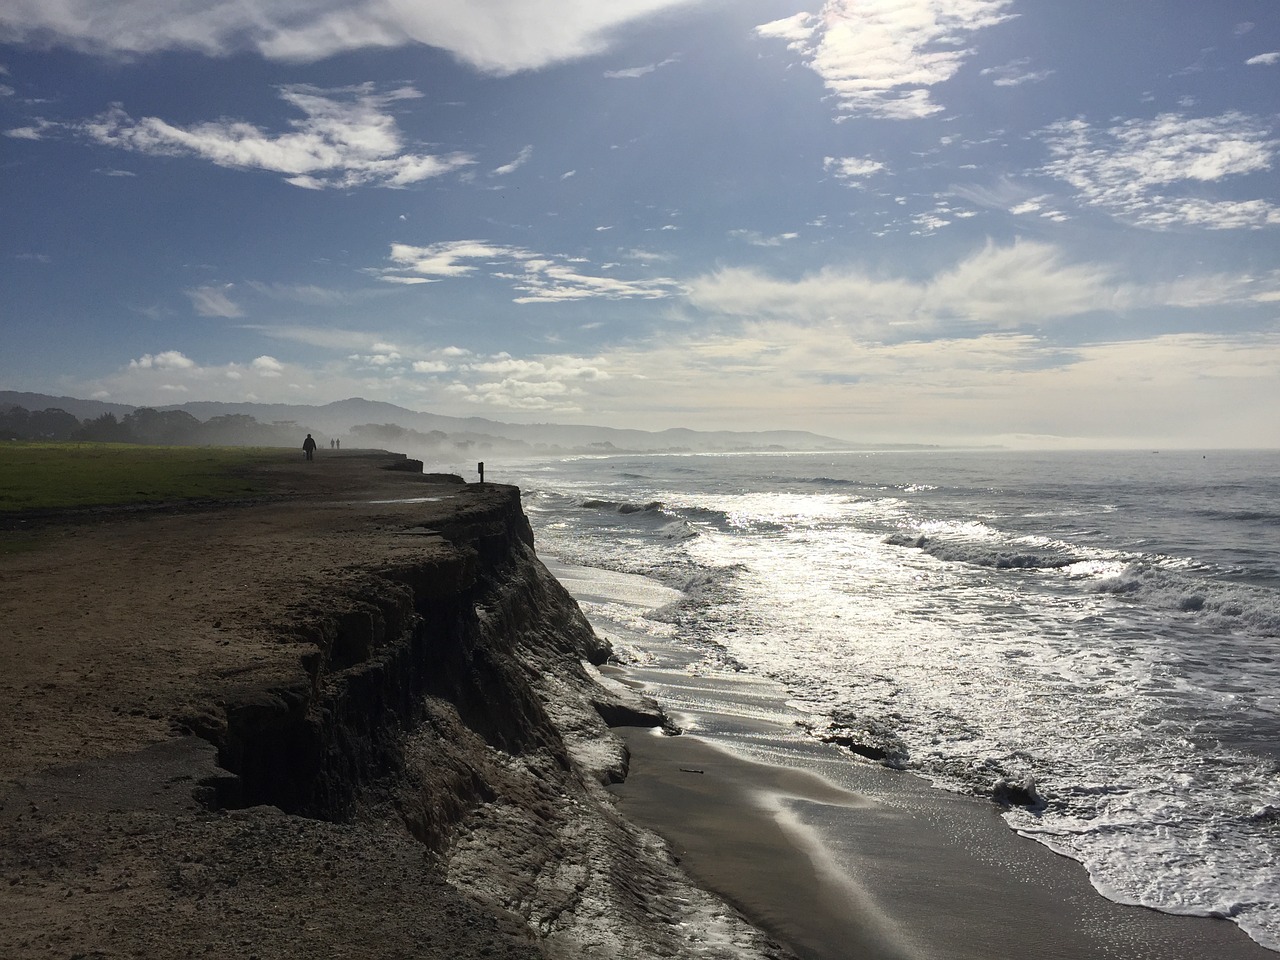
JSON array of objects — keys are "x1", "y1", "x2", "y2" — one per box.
[{"x1": 0, "y1": 454, "x2": 791, "y2": 960}]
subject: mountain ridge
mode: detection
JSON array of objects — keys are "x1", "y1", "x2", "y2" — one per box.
[{"x1": 0, "y1": 391, "x2": 877, "y2": 452}]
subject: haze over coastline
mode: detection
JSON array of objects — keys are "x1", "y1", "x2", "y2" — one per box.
[{"x1": 3, "y1": 1, "x2": 1279, "y2": 450}]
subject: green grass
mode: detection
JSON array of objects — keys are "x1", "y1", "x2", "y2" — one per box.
[{"x1": 0, "y1": 442, "x2": 282, "y2": 512}]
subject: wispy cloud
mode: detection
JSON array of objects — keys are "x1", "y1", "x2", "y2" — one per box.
[
  {"x1": 493, "y1": 145, "x2": 532, "y2": 176},
  {"x1": 0, "y1": 0, "x2": 701, "y2": 75},
  {"x1": 1041, "y1": 112, "x2": 1280, "y2": 229},
  {"x1": 686, "y1": 239, "x2": 1273, "y2": 337},
  {"x1": 604, "y1": 57, "x2": 678, "y2": 79},
  {"x1": 980, "y1": 58, "x2": 1054, "y2": 86},
  {"x1": 244, "y1": 324, "x2": 395, "y2": 351},
  {"x1": 243, "y1": 282, "x2": 387, "y2": 306},
  {"x1": 1006, "y1": 194, "x2": 1070, "y2": 221},
  {"x1": 380, "y1": 240, "x2": 682, "y2": 303},
  {"x1": 4, "y1": 120, "x2": 53, "y2": 140},
  {"x1": 64, "y1": 84, "x2": 473, "y2": 189},
  {"x1": 687, "y1": 240, "x2": 1104, "y2": 334},
  {"x1": 1246, "y1": 52, "x2": 1280, "y2": 66},
  {"x1": 186, "y1": 284, "x2": 244, "y2": 318},
  {"x1": 757, "y1": 0, "x2": 1015, "y2": 119},
  {"x1": 729, "y1": 229, "x2": 799, "y2": 247}
]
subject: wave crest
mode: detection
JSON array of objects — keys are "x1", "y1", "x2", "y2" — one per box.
[{"x1": 885, "y1": 532, "x2": 1079, "y2": 570}]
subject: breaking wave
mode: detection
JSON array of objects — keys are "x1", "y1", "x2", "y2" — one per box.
[
  {"x1": 1093, "y1": 565, "x2": 1280, "y2": 636},
  {"x1": 884, "y1": 532, "x2": 1080, "y2": 570}
]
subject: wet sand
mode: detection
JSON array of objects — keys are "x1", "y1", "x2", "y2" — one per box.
[
  {"x1": 611, "y1": 722, "x2": 1276, "y2": 960},
  {"x1": 551, "y1": 560, "x2": 1278, "y2": 960}
]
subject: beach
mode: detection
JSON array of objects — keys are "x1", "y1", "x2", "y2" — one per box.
[
  {"x1": 554, "y1": 559, "x2": 1277, "y2": 960},
  {"x1": 1, "y1": 452, "x2": 1273, "y2": 959}
]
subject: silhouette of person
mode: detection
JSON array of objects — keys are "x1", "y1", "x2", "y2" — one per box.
[
  {"x1": 303, "y1": 434, "x2": 317, "y2": 461},
  {"x1": 335, "y1": 438, "x2": 340, "y2": 450},
  {"x1": 478, "y1": 461, "x2": 485, "y2": 484},
  {"x1": 329, "y1": 438, "x2": 335, "y2": 449}
]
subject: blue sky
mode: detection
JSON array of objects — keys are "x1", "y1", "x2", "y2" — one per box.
[{"x1": 2, "y1": 0, "x2": 1278, "y2": 448}]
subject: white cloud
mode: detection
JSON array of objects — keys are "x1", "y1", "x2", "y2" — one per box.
[
  {"x1": 243, "y1": 281, "x2": 384, "y2": 306},
  {"x1": 1246, "y1": 52, "x2": 1280, "y2": 66},
  {"x1": 824, "y1": 155, "x2": 886, "y2": 183},
  {"x1": 686, "y1": 239, "x2": 1272, "y2": 337},
  {"x1": 385, "y1": 240, "x2": 518, "y2": 277},
  {"x1": 129, "y1": 350, "x2": 195, "y2": 370},
  {"x1": 88, "y1": 318, "x2": 1280, "y2": 447},
  {"x1": 186, "y1": 284, "x2": 244, "y2": 318},
  {"x1": 76, "y1": 84, "x2": 473, "y2": 189},
  {"x1": 687, "y1": 240, "x2": 1094, "y2": 333},
  {"x1": 380, "y1": 240, "x2": 682, "y2": 302},
  {"x1": 493, "y1": 144, "x2": 532, "y2": 176},
  {"x1": 450, "y1": 353, "x2": 609, "y2": 412},
  {"x1": 93, "y1": 350, "x2": 321, "y2": 404},
  {"x1": 980, "y1": 58, "x2": 1053, "y2": 86},
  {"x1": 757, "y1": 0, "x2": 1015, "y2": 119},
  {"x1": 604, "y1": 57, "x2": 678, "y2": 79},
  {"x1": 1008, "y1": 196, "x2": 1047, "y2": 215},
  {"x1": 243, "y1": 324, "x2": 392, "y2": 350},
  {"x1": 0, "y1": 0, "x2": 702, "y2": 75},
  {"x1": 4, "y1": 124, "x2": 46, "y2": 140},
  {"x1": 582, "y1": 323, "x2": 1280, "y2": 447},
  {"x1": 729, "y1": 229, "x2": 800, "y2": 247},
  {"x1": 349, "y1": 349, "x2": 401, "y2": 368},
  {"x1": 1042, "y1": 112, "x2": 1280, "y2": 229},
  {"x1": 251, "y1": 355, "x2": 284, "y2": 376}
]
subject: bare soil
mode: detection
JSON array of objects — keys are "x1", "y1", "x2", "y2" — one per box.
[{"x1": 0, "y1": 454, "x2": 546, "y2": 959}]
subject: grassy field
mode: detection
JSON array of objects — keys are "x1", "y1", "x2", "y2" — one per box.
[{"x1": 0, "y1": 442, "x2": 283, "y2": 513}]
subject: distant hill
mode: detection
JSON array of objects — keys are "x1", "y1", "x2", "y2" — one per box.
[
  {"x1": 0, "y1": 391, "x2": 137, "y2": 421},
  {"x1": 0, "y1": 391, "x2": 893, "y2": 453}
]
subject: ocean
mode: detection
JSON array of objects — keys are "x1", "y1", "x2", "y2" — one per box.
[{"x1": 446, "y1": 448, "x2": 1280, "y2": 952}]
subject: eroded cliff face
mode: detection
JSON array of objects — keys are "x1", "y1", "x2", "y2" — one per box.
[
  {"x1": 194, "y1": 486, "x2": 633, "y2": 819},
  {"x1": 0, "y1": 469, "x2": 789, "y2": 960}
]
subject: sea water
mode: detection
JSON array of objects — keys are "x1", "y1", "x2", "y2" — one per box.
[{"x1": 447, "y1": 449, "x2": 1280, "y2": 951}]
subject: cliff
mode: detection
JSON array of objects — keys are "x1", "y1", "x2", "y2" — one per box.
[{"x1": 0, "y1": 456, "x2": 791, "y2": 959}]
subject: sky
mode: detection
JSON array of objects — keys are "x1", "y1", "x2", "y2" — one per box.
[{"x1": 2, "y1": 0, "x2": 1278, "y2": 449}]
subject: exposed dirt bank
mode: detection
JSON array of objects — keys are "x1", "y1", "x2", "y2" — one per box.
[{"x1": 0, "y1": 453, "x2": 791, "y2": 960}]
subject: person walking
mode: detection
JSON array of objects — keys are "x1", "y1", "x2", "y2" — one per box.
[{"x1": 303, "y1": 433, "x2": 318, "y2": 461}]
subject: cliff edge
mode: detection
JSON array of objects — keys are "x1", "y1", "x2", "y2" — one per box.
[{"x1": 0, "y1": 455, "x2": 791, "y2": 959}]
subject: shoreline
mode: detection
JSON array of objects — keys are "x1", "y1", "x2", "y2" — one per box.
[
  {"x1": 610, "y1": 723, "x2": 1278, "y2": 960},
  {"x1": 2, "y1": 454, "x2": 1272, "y2": 959},
  {"x1": 552, "y1": 560, "x2": 1277, "y2": 960}
]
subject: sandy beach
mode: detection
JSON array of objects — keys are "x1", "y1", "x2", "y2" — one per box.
[{"x1": 553, "y1": 560, "x2": 1278, "y2": 960}]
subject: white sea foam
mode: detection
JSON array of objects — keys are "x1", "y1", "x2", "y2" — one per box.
[{"x1": 500, "y1": 449, "x2": 1280, "y2": 953}]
